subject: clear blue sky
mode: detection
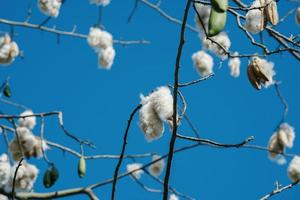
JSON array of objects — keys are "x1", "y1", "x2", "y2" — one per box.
[{"x1": 0, "y1": 0, "x2": 300, "y2": 199}]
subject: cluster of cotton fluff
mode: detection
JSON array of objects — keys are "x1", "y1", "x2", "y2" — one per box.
[
  {"x1": 0, "y1": 154, "x2": 11, "y2": 189},
  {"x1": 7, "y1": 161, "x2": 39, "y2": 192},
  {"x1": 191, "y1": 50, "x2": 214, "y2": 77},
  {"x1": 194, "y1": 3, "x2": 211, "y2": 34},
  {"x1": 288, "y1": 156, "x2": 300, "y2": 182},
  {"x1": 149, "y1": 155, "x2": 165, "y2": 177},
  {"x1": 38, "y1": 0, "x2": 62, "y2": 17},
  {"x1": 253, "y1": 56, "x2": 276, "y2": 87},
  {"x1": 202, "y1": 32, "x2": 231, "y2": 59},
  {"x1": 228, "y1": 52, "x2": 241, "y2": 78},
  {"x1": 0, "y1": 34, "x2": 19, "y2": 65},
  {"x1": 139, "y1": 87, "x2": 173, "y2": 142},
  {"x1": 169, "y1": 194, "x2": 179, "y2": 200},
  {"x1": 9, "y1": 127, "x2": 49, "y2": 161},
  {"x1": 268, "y1": 123, "x2": 295, "y2": 164},
  {"x1": 87, "y1": 27, "x2": 115, "y2": 69},
  {"x1": 90, "y1": 0, "x2": 111, "y2": 6},
  {"x1": 0, "y1": 154, "x2": 38, "y2": 193},
  {"x1": 245, "y1": 0, "x2": 264, "y2": 34},
  {"x1": 126, "y1": 163, "x2": 143, "y2": 179},
  {"x1": 18, "y1": 110, "x2": 36, "y2": 130}
]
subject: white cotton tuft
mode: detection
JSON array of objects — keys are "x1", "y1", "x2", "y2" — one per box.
[
  {"x1": 202, "y1": 32, "x2": 231, "y2": 59},
  {"x1": 0, "y1": 154, "x2": 11, "y2": 189},
  {"x1": 288, "y1": 156, "x2": 300, "y2": 182},
  {"x1": 18, "y1": 110, "x2": 36, "y2": 130},
  {"x1": 149, "y1": 155, "x2": 165, "y2": 177},
  {"x1": 194, "y1": 3, "x2": 211, "y2": 34},
  {"x1": 139, "y1": 86, "x2": 174, "y2": 142},
  {"x1": 148, "y1": 87, "x2": 173, "y2": 121},
  {"x1": 90, "y1": 0, "x2": 111, "y2": 6},
  {"x1": 9, "y1": 127, "x2": 48, "y2": 161},
  {"x1": 268, "y1": 123, "x2": 295, "y2": 163},
  {"x1": 169, "y1": 194, "x2": 179, "y2": 200},
  {"x1": 87, "y1": 27, "x2": 113, "y2": 50},
  {"x1": 245, "y1": 0, "x2": 264, "y2": 34},
  {"x1": 38, "y1": 0, "x2": 62, "y2": 17},
  {"x1": 7, "y1": 161, "x2": 39, "y2": 192},
  {"x1": 98, "y1": 46, "x2": 116, "y2": 69},
  {"x1": 192, "y1": 50, "x2": 214, "y2": 77},
  {"x1": 126, "y1": 163, "x2": 143, "y2": 179},
  {"x1": 228, "y1": 52, "x2": 241, "y2": 78},
  {"x1": 139, "y1": 100, "x2": 164, "y2": 142},
  {"x1": 0, "y1": 34, "x2": 19, "y2": 65}
]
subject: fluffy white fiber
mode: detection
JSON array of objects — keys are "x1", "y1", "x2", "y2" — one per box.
[
  {"x1": 149, "y1": 155, "x2": 165, "y2": 177},
  {"x1": 18, "y1": 110, "x2": 36, "y2": 130},
  {"x1": 0, "y1": 154, "x2": 11, "y2": 189},
  {"x1": 268, "y1": 123, "x2": 295, "y2": 164},
  {"x1": 194, "y1": 3, "x2": 211, "y2": 34},
  {"x1": 202, "y1": 32, "x2": 231, "y2": 59},
  {"x1": 192, "y1": 50, "x2": 213, "y2": 77},
  {"x1": 0, "y1": 34, "x2": 19, "y2": 65},
  {"x1": 228, "y1": 52, "x2": 241, "y2": 78},
  {"x1": 245, "y1": 0, "x2": 264, "y2": 34},
  {"x1": 251, "y1": 56, "x2": 276, "y2": 87},
  {"x1": 139, "y1": 87, "x2": 174, "y2": 142},
  {"x1": 38, "y1": 0, "x2": 62, "y2": 17},
  {"x1": 126, "y1": 163, "x2": 143, "y2": 179},
  {"x1": 87, "y1": 27, "x2": 113, "y2": 50},
  {"x1": 99, "y1": 46, "x2": 115, "y2": 69},
  {"x1": 169, "y1": 194, "x2": 179, "y2": 200},
  {"x1": 90, "y1": 0, "x2": 111, "y2": 6},
  {"x1": 288, "y1": 156, "x2": 300, "y2": 182}
]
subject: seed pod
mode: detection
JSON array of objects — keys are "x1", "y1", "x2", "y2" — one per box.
[
  {"x1": 208, "y1": 9, "x2": 227, "y2": 37},
  {"x1": 3, "y1": 83, "x2": 11, "y2": 97},
  {"x1": 78, "y1": 156, "x2": 86, "y2": 178},
  {"x1": 296, "y1": 7, "x2": 300, "y2": 25},
  {"x1": 211, "y1": 0, "x2": 228, "y2": 12},
  {"x1": 247, "y1": 63, "x2": 261, "y2": 90},
  {"x1": 43, "y1": 165, "x2": 59, "y2": 188},
  {"x1": 251, "y1": 56, "x2": 269, "y2": 83},
  {"x1": 265, "y1": 1, "x2": 279, "y2": 25}
]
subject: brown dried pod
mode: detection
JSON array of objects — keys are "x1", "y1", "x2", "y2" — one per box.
[
  {"x1": 259, "y1": 0, "x2": 267, "y2": 30},
  {"x1": 251, "y1": 57, "x2": 269, "y2": 83},
  {"x1": 265, "y1": 0, "x2": 279, "y2": 25},
  {"x1": 247, "y1": 63, "x2": 261, "y2": 90}
]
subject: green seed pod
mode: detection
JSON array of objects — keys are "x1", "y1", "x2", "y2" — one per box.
[
  {"x1": 211, "y1": 0, "x2": 228, "y2": 12},
  {"x1": 78, "y1": 157, "x2": 86, "y2": 178},
  {"x1": 43, "y1": 165, "x2": 59, "y2": 188},
  {"x1": 208, "y1": 9, "x2": 227, "y2": 37},
  {"x1": 3, "y1": 84, "x2": 11, "y2": 97}
]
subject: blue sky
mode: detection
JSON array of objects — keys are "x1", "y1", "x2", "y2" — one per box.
[{"x1": 0, "y1": 0, "x2": 300, "y2": 199}]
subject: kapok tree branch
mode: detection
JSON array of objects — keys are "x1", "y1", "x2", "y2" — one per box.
[
  {"x1": 111, "y1": 104, "x2": 142, "y2": 200},
  {"x1": 163, "y1": 0, "x2": 192, "y2": 199}
]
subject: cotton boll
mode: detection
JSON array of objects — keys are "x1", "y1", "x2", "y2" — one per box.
[
  {"x1": 32, "y1": 137, "x2": 50, "y2": 158},
  {"x1": 90, "y1": 0, "x2": 111, "y2": 6},
  {"x1": 8, "y1": 161, "x2": 39, "y2": 192},
  {"x1": 245, "y1": 0, "x2": 264, "y2": 34},
  {"x1": 256, "y1": 57, "x2": 276, "y2": 88},
  {"x1": 202, "y1": 32, "x2": 231, "y2": 59},
  {"x1": 38, "y1": 0, "x2": 62, "y2": 17},
  {"x1": 0, "y1": 34, "x2": 19, "y2": 65},
  {"x1": 87, "y1": 27, "x2": 113, "y2": 50},
  {"x1": 194, "y1": 3, "x2": 211, "y2": 34},
  {"x1": 149, "y1": 155, "x2": 165, "y2": 177},
  {"x1": 277, "y1": 123, "x2": 295, "y2": 148},
  {"x1": 192, "y1": 50, "x2": 214, "y2": 77},
  {"x1": 268, "y1": 132, "x2": 283, "y2": 159},
  {"x1": 149, "y1": 87, "x2": 173, "y2": 121},
  {"x1": 0, "y1": 154, "x2": 11, "y2": 189},
  {"x1": 288, "y1": 156, "x2": 300, "y2": 182},
  {"x1": 139, "y1": 101, "x2": 164, "y2": 142},
  {"x1": 126, "y1": 163, "x2": 143, "y2": 179},
  {"x1": 228, "y1": 52, "x2": 241, "y2": 78},
  {"x1": 18, "y1": 110, "x2": 36, "y2": 130},
  {"x1": 169, "y1": 194, "x2": 179, "y2": 200},
  {"x1": 99, "y1": 46, "x2": 116, "y2": 69}
]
